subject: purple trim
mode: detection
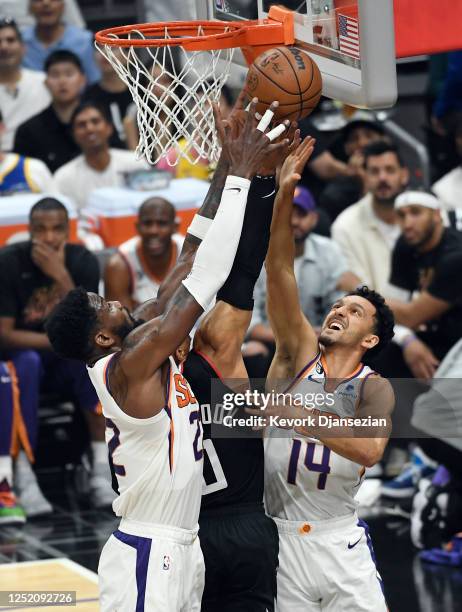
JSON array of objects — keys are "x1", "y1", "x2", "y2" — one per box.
[
  {"x1": 357, "y1": 519, "x2": 385, "y2": 596},
  {"x1": 164, "y1": 363, "x2": 173, "y2": 473},
  {"x1": 113, "y1": 530, "x2": 152, "y2": 611},
  {"x1": 284, "y1": 351, "x2": 321, "y2": 393}
]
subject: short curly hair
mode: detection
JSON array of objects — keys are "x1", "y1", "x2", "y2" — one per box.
[
  {"x1": 45, "y1": 288, "x2": 99, "y2": 361},
  {"x1": 347, "y1": 286, "x2": 395, "y2": 357}
]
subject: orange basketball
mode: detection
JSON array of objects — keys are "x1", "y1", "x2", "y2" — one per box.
[{"x1": 244, "y1": 46, "x2": 323, "y2": 121}]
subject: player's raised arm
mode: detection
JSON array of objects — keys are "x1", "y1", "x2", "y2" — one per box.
[
  {"x1": 133, "y1": 91, "x2": 250, "y2": 322},
  {"x1": 265, "y1": 137, "x2": 318, "y2": 380},
  {"x1": 119, "y1": 102, "x2": 289, "y2": 377}
]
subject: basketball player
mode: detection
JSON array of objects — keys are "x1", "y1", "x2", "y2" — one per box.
[
  {"x1": 181, "y1": 131, "x2": 305, "y2": 612},
  {"x1": 45, "y1": 101, "x2": 288, "y2": 611},
  {"x1": 247, "y1": 141, "x2": 395, "y2": 611}
]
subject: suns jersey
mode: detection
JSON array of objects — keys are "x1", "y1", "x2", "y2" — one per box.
[
  {"x1": 87, "y1": 353, "x2": 203, "y2": 530},
  {"x1": 264, "y1": 350, "x2": 376, "y2": 521}
]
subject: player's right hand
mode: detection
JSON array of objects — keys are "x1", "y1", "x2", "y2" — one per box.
[
  {"x1": 213, "y1": 98, "x2": 290, "y2": 180},
  {"x1": 278, "y1": 136, "x2": 316, "y2": 192}
]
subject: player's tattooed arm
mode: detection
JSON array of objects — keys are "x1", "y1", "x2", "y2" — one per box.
[
  {"x1": 132, "y1": 155, "x2": 229, "y2": 323},
  {"x1": 266, "y1": 137, "x2": 318, "y2": 381}
]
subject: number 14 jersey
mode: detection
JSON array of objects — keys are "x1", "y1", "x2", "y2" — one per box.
[{"x1": 264, "y1": 351, "x2": 375, "y2": 521}]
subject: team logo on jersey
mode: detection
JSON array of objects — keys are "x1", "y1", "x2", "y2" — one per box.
[{"x1": 163, "y1": 555, "x2": 171, "y2": 570}]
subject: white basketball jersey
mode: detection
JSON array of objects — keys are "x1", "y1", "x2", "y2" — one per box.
[
  {"x1": 87, "y1": 353, "x2": 203, "y2": 530},
  {"x1": 118, "y1": 234, "x2": 184, "y2": 304},
  {"x1": 265, "y1": 350, "x2": 376, "y2": 521}
]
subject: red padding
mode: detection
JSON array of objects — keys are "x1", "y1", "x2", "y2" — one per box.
[{"x1": 395, "y1": 0, "x2": 462, "y2": 57}]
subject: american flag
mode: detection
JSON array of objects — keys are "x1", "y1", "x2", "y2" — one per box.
[{"x1": 338, "y1": 13, "x2": 360, "y2": 59}]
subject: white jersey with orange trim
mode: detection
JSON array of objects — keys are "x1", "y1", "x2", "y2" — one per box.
[
  {"x1": 118, "y1": 234, "x2": 184, "y2": 304},
  {"x1": 264, "y1": 349, "x2": 376, "y2": 522},
  {"x1": 87, "y1": 353, "x2": 203, "y2": 529}
]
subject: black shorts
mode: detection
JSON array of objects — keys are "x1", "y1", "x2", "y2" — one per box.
[{"x1": 199, "y1": 504, "x2": 279, "y2": 612}]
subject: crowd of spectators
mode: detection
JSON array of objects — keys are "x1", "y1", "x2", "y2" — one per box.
[{"x1": 0, "y1": 2, "x2": 461, "y2": 570}]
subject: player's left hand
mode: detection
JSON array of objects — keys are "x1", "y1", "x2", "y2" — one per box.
[{"x1": 278, "y1": 136, "x2": 316, "y2": 192}]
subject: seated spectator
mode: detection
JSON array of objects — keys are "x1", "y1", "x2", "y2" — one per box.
[
  {"x1": 432, "y1": 117, "x2": 462, "y2": 210},
  {"x1": 22, "y1": 0, "x2": 100, "y2": 85},
  {"x1": 431, "y1": 51, "x2": 462, "y2": 133},
  {"x1": 83, "y1": 48, "x2": 133, "y2": 149},
  {"x1": 0, "y1": 197, "x2": 115, "y2": 518},
  {"x1": 318, "y1": 118, "x2": 389, "y2": 220},
  {"x1": 104, "y1": 197, "x2": 183, "y2": 309},
  {"x1": 381, "y1": 191, "x2": 462, "y2": 497},
  {"x1": 331, "y1": 141, "x2": 409, "y2": 296},
  {"x1": 14, "y1": 49, "x2": 85, "y2": 173},
  {"x1": 0, "y1": 109, "x2": 53, "y2": 194},
  {"x1": 249, "y1": 186, "x2": 360, "y2": 350},
  {"x1": 52, "y1": 101, "x2": 149, "y2": 212},
  {"x1": 299, "y1": 112, "x2": 386, "y2": 210},
  {"x1": 0, "y1": 18, "x2": 50, "y2": 151}
]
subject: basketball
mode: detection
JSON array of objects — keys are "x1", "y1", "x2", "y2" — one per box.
[{"x1": 244, "y1": 46, "x2": 323, "y2": 121}]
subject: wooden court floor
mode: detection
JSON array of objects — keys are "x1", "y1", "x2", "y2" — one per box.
[{"x1": 0, "y1": 559, "x2": 99, "y2": 611}]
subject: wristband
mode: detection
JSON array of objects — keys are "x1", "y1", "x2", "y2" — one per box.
[
  {"x1": 187, "y1": 214, "x2": 213, "y2": 240},
  {"x1": 402, "y1": 334, "x2": 418, "y2": 349}
]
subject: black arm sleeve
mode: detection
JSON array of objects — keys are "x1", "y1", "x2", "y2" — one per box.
[{"x1": 216, "y1": 175, "x2": 276, "y2": 311}]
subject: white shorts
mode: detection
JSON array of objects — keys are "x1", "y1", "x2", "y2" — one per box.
[
  {"x1": 98, "y1": 519, "x2": 205, "y2": 612},
  {"x1": 274, "y1": 513, "x2": 387, "y2": 612}
]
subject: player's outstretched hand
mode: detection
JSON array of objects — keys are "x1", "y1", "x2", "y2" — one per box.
[
  {"x1": 278, "y1": 136, "x2": 316, "y2": 192},
  {"x1": 213, "y1": 98, "x2": 290, "y2": 180}
]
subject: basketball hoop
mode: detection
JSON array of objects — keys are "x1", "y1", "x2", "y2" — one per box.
[{"x1": 95, "y1": 7, "x2": 294, "y2": 166}]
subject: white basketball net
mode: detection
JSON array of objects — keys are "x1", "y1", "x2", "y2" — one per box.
[{"x1": 96, "y1": 26, "x2": 235, "y2": 167}]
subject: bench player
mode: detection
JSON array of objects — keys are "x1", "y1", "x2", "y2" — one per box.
[
  {"x1": 248, "y1": 141, "x2": 395, "y2": 611},
  {"x1": 45, "y1": 101, "x2": 288, "y2": 612}
]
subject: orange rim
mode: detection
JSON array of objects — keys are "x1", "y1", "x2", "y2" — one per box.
[{"x1": 95, "y1": 6, "x2": 295, "y2": 53}]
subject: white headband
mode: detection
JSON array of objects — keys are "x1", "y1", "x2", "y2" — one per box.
[{"x1": 395, "y1": 191, "x2": 441, "y2": 211}]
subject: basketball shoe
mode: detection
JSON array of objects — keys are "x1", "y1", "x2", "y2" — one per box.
[
  {"x1": 381, "y1": 446, "x2": 437, "y2": 498},
  {"x1": 0, "y1": 478, "x2": 26, "y2": 525},
  {"x1": 15, "y1": 452, "x2": 53, "y2": 518}
]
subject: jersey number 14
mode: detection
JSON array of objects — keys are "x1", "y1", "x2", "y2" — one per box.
[{"x1": 287, "y1": 439, "x2": 331, "y2": 490}]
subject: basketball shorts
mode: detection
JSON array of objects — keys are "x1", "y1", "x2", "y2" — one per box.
[
  {"x1": 273, "y1": 513, "x2": 387, "y2": 612},
  {"x1": 98, "y1": 519, "x2": 204, "y2": 612},
  {"x1": 199, "y1": 504, "x2": 279, "y2": 612}
]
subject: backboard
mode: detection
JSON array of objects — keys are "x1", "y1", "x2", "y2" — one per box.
[{"x1": 194, "y1": 1, "x2": 397, "y2": 109}]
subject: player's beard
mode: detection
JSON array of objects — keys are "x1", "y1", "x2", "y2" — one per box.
[
  {"x1": 318, "y1": 331, "x2": 335, "y2": 347},
  {"x1": 114, "y1": 310, "x2": 144, "y2": 341}
]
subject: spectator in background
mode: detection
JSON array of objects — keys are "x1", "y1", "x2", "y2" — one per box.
[
  {"x1": 0, "y1": 198, "x2": 115, "y2": 517},
  {"x1": 318, "y1": 118, "x2": 389, "y2": 220},
  {"x1": 104, "y1": 197, "x2": 183, "y2": 310},
  {"x1": 332, "y1": 141, "x2": 409, "y2": 296},
  {"x1": 83, "y1": 48, "x2": 133, "y2": 149},
  {"x1": 22, "y1": 0, "x2": 100, "y2": 85},
  {"x1": 432, "y1": 117, "x2": 462, "y2": 210},
  {"x1": 249, "y1": 186, "x2": 359, "y2": 352},
  {"x1": 381, "y1": 191, "x2": 462, "y2": 498},
  {"x1": 53, "y1": 101, "x2": 149, "y2": 212},
  {"x1": 0, "y1": 18, "x2": 50, "y2": 151},
  {"x1": 298, "y1": 113, "x2": 386, "y2": 210},
  {"x1": 0, "y1": 110, "x2": 53, "y2": 194},
  {"x1": 431, "y1": 51, "x2": 462, "y2": 133},
  {"x1": 14, "y1": 50, "x2": 84, "y2": 173}
]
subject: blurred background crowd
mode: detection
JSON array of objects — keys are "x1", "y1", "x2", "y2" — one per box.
[{"x1": 1, "y1": 0, "x2": 462, "y2": 586}]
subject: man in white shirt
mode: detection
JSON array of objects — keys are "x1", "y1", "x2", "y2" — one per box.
[
  {"x1": 432, "y1": 118, "x2": 462, "y2": 210},
  {"x1": 52, "y1": 101, "x2": 149, "y2": 211},
  {"x1": 0, "y1": 19, "x2": 50, "y2": 151},
  {"x1": 331, "y1": 141, "x2": 409, "y2": 296},
  {"x1": 0, "y1": 109, "x2": 53, "y2": 194}
]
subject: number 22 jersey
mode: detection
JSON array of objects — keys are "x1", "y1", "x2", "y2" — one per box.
[
  {"x1": 87, "y1": 353, "x2": 204, "y2": 530},
  {"x1": 264, "y1": 350, "x2": 375, "y2": 521}
]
